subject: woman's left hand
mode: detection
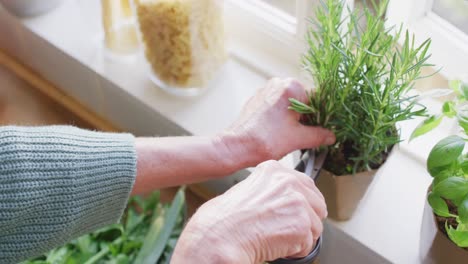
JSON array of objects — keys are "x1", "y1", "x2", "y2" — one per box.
[{"x1": 219, "y1": 77, "x2": 335, "y2": 166}]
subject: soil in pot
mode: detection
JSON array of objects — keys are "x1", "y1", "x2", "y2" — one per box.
[
  {"x1": 435, "y1": 199, "x2": 468, "y2": 251},
  {"x1": 315, "y1": 142, "x2": 392, "y2": 221},
  {"x1": 324, "y1": 139, "x2": 392, "y2": 176}
]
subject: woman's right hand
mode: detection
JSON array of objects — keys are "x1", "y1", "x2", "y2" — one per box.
[{"x1": 172, "y1": 160, "x2": 327, "y2": 264}]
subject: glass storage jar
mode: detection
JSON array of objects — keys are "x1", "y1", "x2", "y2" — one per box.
[
  {"x1": 101, "y1": 0, "x2": 140, "y2": 58},
  {"x1": 135, "y1": 0, "x2": 226, "y2": 96}
]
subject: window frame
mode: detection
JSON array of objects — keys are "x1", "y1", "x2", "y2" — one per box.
[
  {"x1": 386, "y1": 0, "x2": 468, "y2": 80},
  {"x1": 224, "y1": 0, "x2": 354, "y2": 78}
]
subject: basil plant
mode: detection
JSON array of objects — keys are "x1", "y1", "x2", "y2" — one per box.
[{"x1": 413, "y1": 80, "x2": 468, "y2": 247}]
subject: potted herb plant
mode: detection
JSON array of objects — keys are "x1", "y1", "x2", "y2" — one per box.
[
  {"x1": 290, "y1": 0, "x2": 433, "y2": 220},
  {"x1": 412, "y1": 80, "x2": 468, "y2": 263},
  {"x1": 23, "y1": 188, "x2": 186, "y2": 264}
]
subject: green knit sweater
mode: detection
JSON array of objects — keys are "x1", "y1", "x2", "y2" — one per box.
[{"x1": 0, "y1": 126, "x2": 137, "y2": 264}]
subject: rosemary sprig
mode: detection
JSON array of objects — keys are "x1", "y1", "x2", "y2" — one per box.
[{"x1": 290, "y1": 0, "x2": 433, "y2": 174}]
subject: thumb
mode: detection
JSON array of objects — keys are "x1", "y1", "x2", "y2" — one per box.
[{"x1": 296, "y1": 126, "x2": 335, "y2": 149}]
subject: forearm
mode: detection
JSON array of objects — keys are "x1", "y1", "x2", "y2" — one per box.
[{"x1": 132, "y1": 132, "x2": 261, "y2": 195}]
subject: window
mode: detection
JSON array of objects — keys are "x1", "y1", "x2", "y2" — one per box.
[
  {"x1": 261, "y1": 0, "x2": 297, "y2": 16},
  {"x1": 432, "y1": 0, "x2": 468, "y2": 34},
  {"x1": 224, "y1": 0, "x2": 308, "y2": 78},
  {"x1": 386, "y1": 0, "x2": 468, "y2": 79},
  {"x1": 224, "y1": 0, "x2": 354, "y2": 78}
]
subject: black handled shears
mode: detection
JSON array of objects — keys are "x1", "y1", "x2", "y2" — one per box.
[{"x1": 269, "y1": 149, "x2": 328, "y2": 264}]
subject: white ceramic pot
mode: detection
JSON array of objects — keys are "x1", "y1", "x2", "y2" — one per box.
[{"x1": 0, "y1": 0, "x2": 62, "y2": 17}]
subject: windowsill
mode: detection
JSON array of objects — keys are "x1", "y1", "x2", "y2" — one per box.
[{"x1": 0, "y1": 0, "x2": 457, "y2": 263}]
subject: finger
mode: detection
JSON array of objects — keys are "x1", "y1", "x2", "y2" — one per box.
[
  {"x1": 297, "y1": 184, "x2": 328, "y2": 220},
  {"x1": 310, "y1": 210, "x2": 324, "y2": 240},
  {"x1": 289, "y1": 169, "x2": 325, "y2": 201},
  {"x1": 282, "y1": 78, "x2": 309, "y2": 103},
  {"x1": 278, "y1": 167, "x2": 326, "y2": 208},
  {"x1": 295, "y1": 126, "x2": 336, "y2": 148},
  {"x1": 285, "y1": 169, "x2": 327, "y2": 219},
  {"x1": 289, "y1": 231, "x2": 315, "y2": 258}
]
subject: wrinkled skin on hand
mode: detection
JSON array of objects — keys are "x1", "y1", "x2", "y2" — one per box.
[
  {"x1": 224, "y1": 77, "x2": 335, "y2": 163},
  {"x1": 172, "y1": 78, "x2": 333, "y2": 264},
  {"x1": 174, "y1": 160, "x2": 327, "y2": 264}
]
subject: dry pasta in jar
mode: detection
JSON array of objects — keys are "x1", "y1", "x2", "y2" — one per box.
[{"x1": 136, "y1": 0, "x2": 226, "y2": 95}]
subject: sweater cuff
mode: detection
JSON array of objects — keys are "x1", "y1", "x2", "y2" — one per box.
[{"x1": 63, "y1": 128, "x2": 137, "y2": 238}]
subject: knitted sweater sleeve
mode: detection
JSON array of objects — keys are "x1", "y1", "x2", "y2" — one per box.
[{"x1": 0, "y1": 126, "x2": 137, "y2": 264}]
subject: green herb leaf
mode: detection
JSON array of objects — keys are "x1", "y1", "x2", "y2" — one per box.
[
  {"x1": 461, "y1": 158, "x2": 468, "y2": 175},
  {"x1": 27, "y1": 189, "x2": 186, "y2": 264},
  {"x1": 288, "y1": 98, "x2": 316, "y2": 114},
  {"x1": 446, "y1": 222, "x2": 468, "y2": 247},
  {"x1": 432, "y1": 168, "x2": 452, "y2": 186},
  {"x1": 46, "y1": 247, "x2": 71, "y2": 264},
  {"x1": 125, "y1": 209, "x2": 144, "y2": 233},
  {"x1": 410, "y1": 115, "x2": 443, "y2": 140},
  {"x1": 449, "y1": 80, "x2": 462, "y2": 92},
  {"x1": 427, "y1": 135, "x2": 465, "y2": 176},
  {"x1": 428, "y1": 192, "x2": 452, "y2": 217},
  {"x1": 459, "y1": 195, "x2": 468, "y2": 223},
  {"x1": 84, "y1": 245, "x2": 110, "y2": 264},
  {"x1": 442, "y1": 101, "x2": 456, "y2": 118},
  {"x1": 458, "y1": 223, "x2": 468, "y2": 231},
  {"x1": 461, "y1": 82, "x2": 468, "y2": 100},
  {"x1": 433, "y1": 177, "x2": 468, "y2": 202},
  {"x1": 135, "y1": 188, "x2": 186, "y2": 264},
  {"x1": 113, "y1": 254, "x2": 131, "y2": 264},
  {"x1": 457, "y1": 105, "x2": 468, "y2": 134}
]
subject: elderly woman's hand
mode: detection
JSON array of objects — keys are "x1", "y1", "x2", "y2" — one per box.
[
  {"x1": 219, "y1": 78, "x2": 335, "y2": 167},
  {"x1": 172, "y1": 160, "x2": 327, "y2": 263}
]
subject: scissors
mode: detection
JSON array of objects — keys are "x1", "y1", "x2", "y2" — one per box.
[{"x1": 269, "y1": 149, "x2": 328, "y2": 264}]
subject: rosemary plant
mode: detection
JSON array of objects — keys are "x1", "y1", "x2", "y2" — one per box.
[{"x1": 290, "y1": 0, "x2": 432, "y2": 175}]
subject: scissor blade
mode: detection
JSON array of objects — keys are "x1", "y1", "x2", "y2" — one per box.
[
  {"x1": 310, "y1": 149, "x2": 328, "y2": 180},
  {"x1": 306, "y1": 149, "x2": 328, "y2": 180},
  {"x1": 304, "y1": 150, "x2": 315, "y2": 176}
]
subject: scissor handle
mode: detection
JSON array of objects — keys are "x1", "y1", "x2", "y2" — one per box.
[
  {"x1": 268, "y1": 236, "x2": 322, "y2": 264},
  {"x1": 269, "y1": 150, "x2": 325, "y2": 263}
]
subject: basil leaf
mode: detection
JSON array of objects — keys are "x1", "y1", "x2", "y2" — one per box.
[
  {"x1": 427, "y1": 135, "x2": 465, "y2": 174},
  {"x1": 410, "y1": 115, "x2": 443, "y2": 140},
  {"x1": 459, "y1": 195, "x2": 468, "y2": 223},
  {"x1": 433, "y1": 177, "x2": 468, "y2": 202},
  {"x1": 428, "y1": 192, "x2": 452, "y2": 217},
  {"x1": 446, "y1": 222, "x2": 468, "y2": 247},
  {"x1": 460, "y1": 158, "x2": 468, "y2": 175},
  {"x1": 458, "y1": 223, "x2": 468, "y2": 231}
]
